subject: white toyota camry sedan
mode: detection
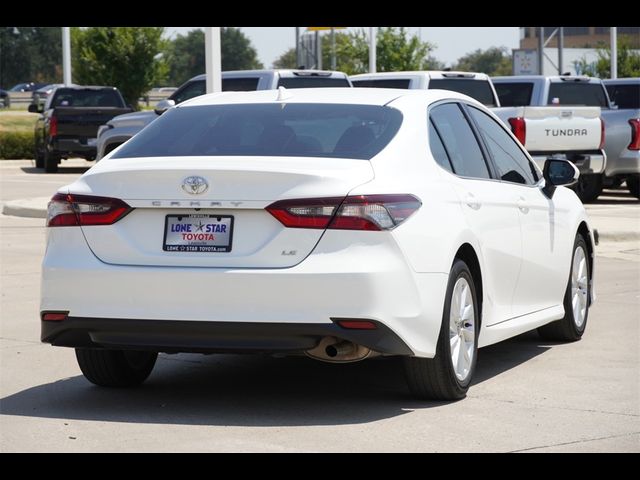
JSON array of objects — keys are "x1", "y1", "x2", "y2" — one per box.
[{"x1": 41, "y1": 87, "x2": 596, "y2": 400}]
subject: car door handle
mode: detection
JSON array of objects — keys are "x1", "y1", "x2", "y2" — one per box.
[
  {"x1": 517, "y1": 197, "x2": 529, "y2": 214},
  {"x1": 465, "y1": 193, "x2": 481, "y2": 210}
]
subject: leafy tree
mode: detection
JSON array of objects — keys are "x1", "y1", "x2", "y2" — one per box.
[
  {"x1": 165, "y1": 28, "x2": 263, "y2": 86},
  {"x1": 272, "y1": 47, "x2": 297, "y2": 69},
  {"x1": 454, "y1": 47, "x2": 512, "y2": 76},
  {"x1": 0, "y1": 27, "x2": 62, "y2": 88},
  {"x1": 71, "y1": 27, "x2": 168, "y2": 109},
  {"x1": 574, "y1": 38, "x2": 640, "y2": 78}
]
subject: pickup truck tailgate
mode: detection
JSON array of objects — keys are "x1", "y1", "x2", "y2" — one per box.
[
  {"x1": 54, "y1": 107, "x2": 133, "y2": 138},
  {"x1": 519, "y1": 106, "x2": 602, "y2": 152}
]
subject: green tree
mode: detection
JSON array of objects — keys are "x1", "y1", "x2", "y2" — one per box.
[
  {"x1": 454, "y1": 47, "x2": 512, "y2": 76},
  {"x1": 0, "y1": 27, "x2": 62, "y2": 89},
  {"x1": 71, "y1": 27, "x2": 168, "y2": 109},
  {"x1": 575, "y1": 38, "x2": 640, "y2": 78},
  {"x1": 272, "y1": 47, "x2": 297, "y2": 69},
  {"x1": 165, "y1": 28, "x2": 263, "y2": 86}
]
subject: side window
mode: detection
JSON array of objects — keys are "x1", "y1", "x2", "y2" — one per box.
[
  {"x1": 428, "y1": 120, "x2": 453, "y2": 173},
  {"x1": 468, "y1": 107, "x2": 539, "y2": 185},
  {"x1": 429, "y1": 103, "x2": 490, "y2": 179},
  {"x1": 170, "y1": 80, "x2": 206, "y2": 104}
]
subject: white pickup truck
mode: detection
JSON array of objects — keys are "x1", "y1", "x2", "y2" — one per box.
[{"x1": 351, "y1": 71, "x2": 605, "y2": 202}]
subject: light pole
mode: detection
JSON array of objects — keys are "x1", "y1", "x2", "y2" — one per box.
[
  {"x1": 205, "y1": 27, "x2": 222, "y2": 93},
  {"x1": 369, "y1": 27, "x2": 376, "y2": 73},
  {"x1": 62, "y1": 27, "x2": 72, "y2": 85}
]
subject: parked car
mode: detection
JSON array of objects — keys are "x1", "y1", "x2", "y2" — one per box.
[
  {"x1": 30, "y1": 85, "x2": 133, "y2": 172},
  {"x1": 492, "y1": 75, "x2": 635, "y2": 202},
  {"x1": 603, "y1": 78, "x2": 640, "y2": 199},
  {"x1": 351, "y1": 71, "x2": 606, "y2": 203},
  {"x1": 9, "y1": 82, "x2": 49, "y2": 92},
  {"x1": 96, "y1": 69, "x2": 352, "y2": 160},
  {"x1": 31, "y1": 83, "x2": 63, "y2": 105},
  {"x1": 0, "y1": 89, "x2": 9, "y2": 108},
  {"x1": 41, "y1": 88, "x2": 595, "y2": 400},
  {"x1": 350, "y1": 71, "x2": 500, "y2": 107}
]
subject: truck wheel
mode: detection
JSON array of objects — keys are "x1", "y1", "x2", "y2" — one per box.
[
  {"x1": 44, "y1": 149, "x2": 58, "y2": 173},
  {"x1": 34, "y1": 144, "x2": 45, "y2": 169},
  {"x1": 573, "y1": 174, "x2": 602, "y2": 203},
  {"x1": 627, "y1": 175, "x2": 640, "y2": 199}
]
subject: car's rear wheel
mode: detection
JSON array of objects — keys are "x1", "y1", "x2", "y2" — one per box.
[
  {"x1": 627, "y1": 175, "x2": 640, "y2": 199},
  {"x1": 34, "y1": 144, "x2": 45, "y2": 169},
  {"x1": 403, "y1": 259, "x2": 478, "y2": 401},
  {"x1": 538, "y1": 234, "x2": 590, "y2": 342},
  {"x1": 573, "y1": 174, "x2": 603, "y2": 203},
  {"x1": 75, "y1": 348, "x2": 157, "y2": 387},
  {"x1": 44, "y1": 149, "x2": 58, "y2": 173}
]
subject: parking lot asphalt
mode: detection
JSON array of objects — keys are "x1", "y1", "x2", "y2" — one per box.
[{"x1": 1, "y1": 160, "x2": 638, "y2": 452}]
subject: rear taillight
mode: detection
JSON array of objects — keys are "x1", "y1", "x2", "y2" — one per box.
[
  {"x1": 599, "y1": 118, "x2": 606, "y2": 150},
  {"x1": 628, "y1": 119, "x2": 640, "y2": 150},
  {"x1": 508, "y1": 117, "x2": 526, "y2": 145},
  {"x1": 266, "y1": 194, "x2": 421, "y2": 231},
  {"x1": 47, "y1": 193, "x2": 132, "y2": 227},
  {"x1": 49, "y1": 115, "x2": 58, "y2": 137}
]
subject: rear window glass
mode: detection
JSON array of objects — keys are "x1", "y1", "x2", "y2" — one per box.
[
  {"x1": 429, "y1": 79, "x2": 497, "y2": 107},
  {"x1": 111, "y1": 103, "x2": 402, "y2": 160},
  {"x1": 352, "y1": 79, "x2": 411, "y2": 89},
  {"x1": 51, "y1": 88, "x2": 124, "y2": 108},
  {"x1": 547, "y1": 82, "x2": 608, "y2": 107},
  {"x1": 495, "y1": 82, "x2": 534, "y2": 106},
  {"x1": 277, "y1": 77, "x2": 350, "y2": 88},
  {"x1": 605, "y1": 84, "x2": 640, "y2": 109}
]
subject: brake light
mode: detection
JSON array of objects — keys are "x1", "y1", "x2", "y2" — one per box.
[
  {"x1": 508, "y1": 117, "x2": 526, "y2": 145},
  {"x1": 629, "y1": 119, "x2": 640, "y2": 150},
  {"x1": 49, "y1": 115, "x2": 58, "y2": 137},
  {"x1": 599, "y1": 118, "x2": 606, "y2": 150},
  {"x1": 47, "y1": 193, "x2": 132, "y2": 227},
  {"x1": 266, "y1": 194, "x2": 421, "y2": 231}
]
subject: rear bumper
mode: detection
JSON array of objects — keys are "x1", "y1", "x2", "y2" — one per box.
[
  {"x1": 51, "y1": 138, "x2": 96, "y2": 158},
  {"x1": 41, "y1": 317, "x2": 412, "y2": 355},
  {"x1": 41, "y1": 228, "x2": 449, "y2": 358},
  {"x1": 530, "y1": 150, "x2": 606, "y2": 174},
  {"x1": 603, "y1": 149, "x2": 640, "y2": 177}
]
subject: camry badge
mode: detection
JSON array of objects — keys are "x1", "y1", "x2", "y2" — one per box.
[{"x1": 182, "y1": 176, "x2": 209, "y2": 195}]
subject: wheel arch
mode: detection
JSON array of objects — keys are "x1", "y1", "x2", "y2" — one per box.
[
  {"x1": 453, "y1": 243, "x2": 483, "y2": 327},
  {"x1": 577, "y1": 221, "x2": 595, "y2": 306}
]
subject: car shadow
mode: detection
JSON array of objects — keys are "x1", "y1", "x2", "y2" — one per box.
[
  {"x1": 588, "y1": 188, "x2": 639, "y2": 205},
  {"x1": 21, "y1": 166, "x2": 93, "y2": 175},
  {"x1": 0, "y1": 331, "x2": 550, "y2": 427}
]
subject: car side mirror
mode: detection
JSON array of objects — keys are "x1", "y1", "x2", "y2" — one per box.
[
  {"x1": 154, "y1": 99, "x2": 175, "y2": 115},
  {"x1": 28, "y1": 103, "x2": 42, "y2": 113},
  {"x1": 542, "y1": 158, "x2": 579, "y2": 198}
]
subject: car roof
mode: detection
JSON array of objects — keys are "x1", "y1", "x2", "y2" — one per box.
[
  {"x1": 180, "y1": 86, "x2": 476, "y2": 107},
  {"x1": 187, "y1": 70, "x2": 349, "y2": 82},
  {"x1": 351, "y1": 71, "x2": 491, "y2": 80},
  {"x1": 492, "y1": 75, "x2": 600, "y2": 82},
  {"x1": 603, "y1": 78, "x2": 640, "y2": 85}
]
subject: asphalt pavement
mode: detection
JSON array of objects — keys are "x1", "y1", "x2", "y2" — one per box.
[{"x1": 1, "y1": 159, "x2": 638, "y2": 452}]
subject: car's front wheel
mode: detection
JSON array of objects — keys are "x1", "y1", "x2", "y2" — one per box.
[
  {"x1": 75, "y1": 349, "x2": 157, "y2": 387},
  {"x1": 403, "y1": 258, "x2": 479, "y2": 401},
  {"x1": 538, "y1": 233, "x2": 590, "y2": 341}
]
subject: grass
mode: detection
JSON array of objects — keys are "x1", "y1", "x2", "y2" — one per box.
[{"x1": 0, "y1": 111, "x2": 38, "y2": 134}]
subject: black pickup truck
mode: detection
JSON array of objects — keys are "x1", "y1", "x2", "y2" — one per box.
[{"x1": 30, "y1": 86, "x2": 132, "y2": 172}]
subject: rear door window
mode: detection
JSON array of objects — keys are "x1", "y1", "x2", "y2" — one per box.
[
  {"x1": 429, "y1": 103, "x2": 491, "y2": 179},
  {"x1": 428, "y1": 120, "x2": 454, "y2": 173},
  {"x1": 222, "y1": 77, "x2": 260, "y2": 91},
  {"x1": 547, "y1": 82, "x2": 608, "y2": 107},
  {"x1": 170, "y1": 80, "x2": 206, "y2": 104},
  {"x1": 605, "y1": 84, "x2": 640, "y2": 109},
  {"x1": 428, "y1": 79, "x2": 497, "y2": 107},
  {"x1": 494, "y1": 82, "x2": 534, "y2": 106}
]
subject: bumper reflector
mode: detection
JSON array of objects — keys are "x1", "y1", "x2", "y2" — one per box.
[
  {"x1": 335, "y1": 319, "x2": 378, "y2": 330},
  {"x1": 42, "y1": 312, "x2": 68, "y2": 322}
]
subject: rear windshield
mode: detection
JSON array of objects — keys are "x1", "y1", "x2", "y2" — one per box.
[
  {"x1": 605, "y1": 84, "x2": 640, "y2": 109},
  {"x1": 111, "y1": 103, "x2": 402, "y2": 160},
  {"x1": 51, "y1": 88, "x2": 124, "y2": 108},
  {"x1": 547, "y1": 82, "x2": 608, "y2": 107},
  {"x1": 428, "y1": 79, "x2": 497, "y2": 107},
  {"x1": 352, "y1": 79, "x2": 412, "y2": 89},
  {"x1": 277, "y1": 77, "x2": 350, "y2": 88},
  {"x1": 494, "y1": 82, "x2": 534, "y2": 106}
]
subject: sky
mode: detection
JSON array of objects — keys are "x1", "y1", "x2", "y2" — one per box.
[{"x1": 166, "y1": 27, "x2": 521, "y2": 69}]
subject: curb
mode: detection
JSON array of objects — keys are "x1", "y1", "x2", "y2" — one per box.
[{"x1": 2, "y1": 198, "x2": 49, "y2": 219}]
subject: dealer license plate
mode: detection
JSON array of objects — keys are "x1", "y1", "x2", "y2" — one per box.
[{"x1": 163, "y1": 214, "x2": 234, "y2": 252}]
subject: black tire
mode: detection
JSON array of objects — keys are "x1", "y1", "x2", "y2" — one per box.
[
  {"x1": 75, "y1": 349, "x2": 157, "y2": 387},
  {"x1": 44, "y1": 149, "x2": 58, "y2": 173},
  {"x1": 627, "y1": 175, "x2": 640, "y2": 199},
  {"x1": 34, "y1": 144, "x2": 44, "y2": 168},
  {"x1": 572, "y1": 174, "x2": 603, "y2": 203},
  {"x1": 403, "y1": 259, "x2": 479, "y2": 401},
  {"x1": 538, "y1": 234, "x2": 590, "y2": 342}
]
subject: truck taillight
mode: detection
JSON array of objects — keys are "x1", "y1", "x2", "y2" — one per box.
[
  {"x1": 599, "y1": 118, "x2": 606, "y2": 150},
  {"x1": 508, "y1": 117, "x2": 526, "y2": 146},
  {"x1": 49, "y1": 115, "x2": 58, "y2": 137},
  {"x1": 266, "y1": 194, "x2": 421, "y2": 231},
  {"x1": 47, "y1": 193, "x2": 132, "y2": 227},
  {"x1": 628, "y1": 119, "x2": 640, "y2": 151}
]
